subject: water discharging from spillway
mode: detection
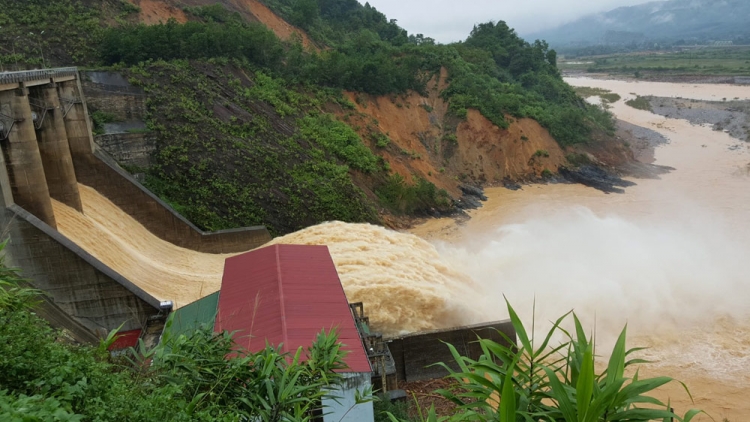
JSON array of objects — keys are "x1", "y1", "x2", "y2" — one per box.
[
  {"x1": 52, "y1": 184, "x2": 231, "y2": 308},
  {"x1": 52, "y1": 187, "x2": 480, "y2": 333},
  {"x1": 52, "y1": 78, "x2": 750, "y2": 418}
]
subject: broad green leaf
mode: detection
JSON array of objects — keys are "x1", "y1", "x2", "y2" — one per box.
[
  {"x1": 606, "y1": 325, "x2": 628, "y2": 387},
  {"x1": 505, "y1": 298, "x2": 532, "y2": 354},
  {"x1": 614, "y1": 377, "x2": 672, "y2": 405},
  {"x1": 544, "y1": 366, "x2": 577, "y2": 422},
  {"x1": 500, "y1": 357, "x2": 518, "y2": 422},
  {"x1": 576, "y1": 342, "x2": 594, "y2": 422}
]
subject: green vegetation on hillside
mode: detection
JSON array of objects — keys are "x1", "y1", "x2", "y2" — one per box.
[
  {"x1": 0, "y1": 0, "x2": 618, "y2": 232},
  {"x1": 98, "y1": 13, "x2": 610, "y2": 145},
  {"x1": 127, "y1": 60, "x2": 384, "y2": 234},
  {"x1": 263, "y1": 0, "x2": 409, "y2": 46},
  {"x1": 0, "y1": 0, "x2": 131, "y2": 67}
]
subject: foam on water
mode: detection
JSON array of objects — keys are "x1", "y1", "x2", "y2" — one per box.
[{"x1": 269, "y1": 221, "x2": 480, "y2": 336}]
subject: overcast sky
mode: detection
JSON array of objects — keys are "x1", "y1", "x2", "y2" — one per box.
[{"x1": 362, "y1": 0, "x2": 651, "y2": 42}]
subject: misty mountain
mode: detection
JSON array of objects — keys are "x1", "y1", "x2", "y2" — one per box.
[{"x1": 528, "y1": 0, "x2": 750, "y2": 47}]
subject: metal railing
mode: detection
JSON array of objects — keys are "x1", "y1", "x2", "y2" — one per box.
[{"x1": 0, "y1": 67, "x2": 78, "y2": 85}]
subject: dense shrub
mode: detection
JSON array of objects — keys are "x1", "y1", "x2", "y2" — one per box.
[
  {"x1": 386, "y1": 300, "x2": 704, "y2": 422},
  {"x1": 376, "y1": 174, "x2": 452, "y2": 215}
]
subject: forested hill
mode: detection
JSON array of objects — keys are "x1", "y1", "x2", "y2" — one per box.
[
  {"x1": 0, "y1": 0, "x2": 620, "y2": 235},
  {"x1": 529, "y1": 0, "x2": 750, "y2": 49}
]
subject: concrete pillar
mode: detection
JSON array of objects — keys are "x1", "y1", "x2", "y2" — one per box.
[
  {"x1": 32, "y1": 82, "x2": 82, "y2": 212},
  {"x1": 0, "y1": 85, "x2": 56, "y2": 227},
  {"x1": 0, "y1": 144, "x2": 15, "y2": 208},
  {"x1": 58, "y1": 80, "x2": 95, "y2": 159}
]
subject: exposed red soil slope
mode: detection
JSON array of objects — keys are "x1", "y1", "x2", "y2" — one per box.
[
  {"x1": 237, "y1": 0, "x2": 316, "y2": 49},
  {"x1": 341, "y1": 69, "x2": 566, "y2": 196},
  {"x1": 455, "y1": 111, "x2": 566, "y2": 183},
  {"x1": 137, "y1": 0, "x2": 316, "y2": 49},
  {"x1": 131, "y1": 0, "x2": 188, "y2": 24}
]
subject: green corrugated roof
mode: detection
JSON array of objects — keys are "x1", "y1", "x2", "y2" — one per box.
[{"x1": 165, "y1": 292, "x2": 220, "y2": 338}]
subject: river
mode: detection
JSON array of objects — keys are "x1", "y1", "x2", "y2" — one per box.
[{"x1": 407, "y1": 77, "x2": 750, "y2": 419}]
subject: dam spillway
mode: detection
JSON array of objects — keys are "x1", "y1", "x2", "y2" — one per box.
[
  {"x1": 0, "y1": 68, "x2": 271, "y2": 339},
  {"x1": 52, "y1": 184, "x2": 230, "y2": 307}
]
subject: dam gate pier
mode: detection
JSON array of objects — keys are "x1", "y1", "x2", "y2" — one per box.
[{"x1": 0, "y1": 68, "x2": 271, "y2": 341}]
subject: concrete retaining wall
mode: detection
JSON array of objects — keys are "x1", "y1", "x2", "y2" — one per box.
[
  {"x1": 0, "y1": 204, "x2": 160, "y2": 335},
  {"x1": 94, "y1": 132, "x2": 156, "y2": 168},
  {"x1": 385, "y1": 321, "x2": 516, "y2": 383},
  {"x1": 81, "y1": 71, "x2": 146, "y2": 122},
  {"x1": 75, "y1": 149, "x2": 271, "y2": 253}
]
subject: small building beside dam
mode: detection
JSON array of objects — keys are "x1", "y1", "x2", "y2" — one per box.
[{"x1": 166, "y1": 244, "x2": 376, "y2": 422}]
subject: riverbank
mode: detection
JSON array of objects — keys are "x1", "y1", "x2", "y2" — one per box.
[
  {"x1": 564, "y1": 70, "x2": 750, "y2": 85},
  {"x1": 647, "y1": 96, "x2": 750, "y2": 142}
]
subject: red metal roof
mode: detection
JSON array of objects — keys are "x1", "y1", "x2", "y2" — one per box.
[
  {"x1": 108, "y1": 329, "x2": 141, "y2": 351},
  {"x1": 215, "y1": 244, "x2": 371, "y2": 373}
]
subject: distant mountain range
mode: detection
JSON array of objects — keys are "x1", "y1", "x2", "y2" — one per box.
[{"x1": 527, "y1": 0, "x2": 750, "y2": 47}]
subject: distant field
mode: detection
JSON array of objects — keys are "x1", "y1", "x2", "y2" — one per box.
[{"x1": 560, "y1": 47, "x2": 750, "y2": 77}]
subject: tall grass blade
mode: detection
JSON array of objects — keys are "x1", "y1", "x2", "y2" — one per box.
[
  {"x1": 505, "y1": 297, "x2": 532, "y2": 354},
  {"x1": 544, "y1": 366, "x2": 577, "y2": 422},
  {"x1": 500, "y1": 356, "x2": 518, "y2": 422},
  {"x1": 683, "y1": 408, "x2": 707, "y2": 422},
  {"x1": 606, "y1": 326, "x2": 628, "y2": 387},
  {"x1": 576, "y1": 342, "x2": 594, "y2": 422}
]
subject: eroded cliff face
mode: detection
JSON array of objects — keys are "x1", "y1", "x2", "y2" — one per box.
[
  {"x1": 342, "y1": 70, "x2": 567, "y2": 196},
  {"x1": 454, "y1": 111, "x2": 566, "y2": 183},
  {"x1": 230, "y1": 0, "x2": 316, "y2": 48},
  {"x1": 129, "y1": 0, "x2": 188, "y2": 24},
  {"x1": 127, "y1": 0, "x2": 316, "y2": 48}
]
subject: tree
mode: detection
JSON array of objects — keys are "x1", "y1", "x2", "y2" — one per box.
[{"x1": 291, "y1": 0, "x2": 319, "y2": 29}]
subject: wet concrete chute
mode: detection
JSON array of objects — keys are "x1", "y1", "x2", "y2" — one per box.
[{"x1": 0, "y1": 68, "x2": 272, "y2": 338}]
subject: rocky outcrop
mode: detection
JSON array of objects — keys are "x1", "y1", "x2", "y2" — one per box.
[
  {"x1": 559, "y1": 165, "x2": 636, "y2": 193},
  {"x1": 456, "y1": 184, "x2": 488, "y2": 210}
]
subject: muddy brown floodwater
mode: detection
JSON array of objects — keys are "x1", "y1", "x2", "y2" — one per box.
[
  {"x1": 51, "y1": 78, "x2": 750, "y2": 419},
  {"x1": 52, "y1": 185, "x2": 231, "y2": 308},
  {"x1": 411, "y1": 78, "x2": 750, "y2": 420}
]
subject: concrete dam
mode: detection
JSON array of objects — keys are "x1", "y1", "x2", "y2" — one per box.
[{"x1": 0, "y1": 68, "x2": 271, "y2": 340}]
